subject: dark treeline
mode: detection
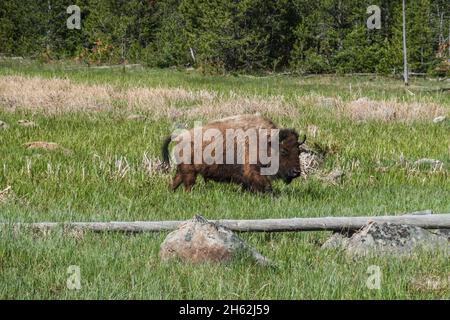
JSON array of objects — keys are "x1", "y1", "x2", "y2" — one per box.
[{"x1": 0, "y1": 0, "x2": 449, "y2": 75}]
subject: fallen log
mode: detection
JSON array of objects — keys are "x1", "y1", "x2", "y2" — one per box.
[{"x1": 2, "y1": 213, "x2": 450, "y2": 233}]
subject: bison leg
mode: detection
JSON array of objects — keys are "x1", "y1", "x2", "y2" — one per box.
[
  {"x1": 171, "y1": 173, "x2": 183, "y2": 191},
  {"x1": 245, "y1": 172, "x2": 273, "y2": 194},
  {"x1": 251, "y1": 180, "x2": 273, "y2": 193},
  {"x1": 171, "y1": 165, "x2": 197, "y2": 192},
  {"x1": 182, "y1": 173, "x2": 197, "y2": 192}
]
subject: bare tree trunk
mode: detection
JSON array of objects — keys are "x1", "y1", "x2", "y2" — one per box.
[
  {"x1": 438, "y1": 11, "x2": 444, "y2": 45},
  {"x1": 46, "y1": 0, "x2": 52, "y2": 53},
  {"x1": 121, "y1": 38, "x2": 126, "y2": 73},
  {"x1": 402, "y1": 0, "x2": 409, "y2": 86}
]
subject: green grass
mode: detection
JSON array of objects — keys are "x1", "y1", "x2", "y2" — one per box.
[{"x1": 0, "y1": 60, "x2": 449, "y2": 299}]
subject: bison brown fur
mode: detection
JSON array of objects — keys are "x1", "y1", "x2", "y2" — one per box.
[{"x1": 161, "y1": 114, "x2": 305, "y2": 193}]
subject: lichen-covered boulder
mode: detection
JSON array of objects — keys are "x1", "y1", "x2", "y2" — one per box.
[
  {"x1": 322, "y1": 222, "x2": 449, "y2": 258},
  {"x1": 159, "y1": 215, "x2": 272, "y2": 265}
]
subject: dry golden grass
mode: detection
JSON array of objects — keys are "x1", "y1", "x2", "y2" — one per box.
[
  {"x1": 0, "y1": 75, "x2": 296, "y2": 119},
  {"x1": 186, "y1": 92, "x2": 293, "y2": 119},
  {"x1": 2, "y1": 75, "x2": 445, "y2": 122},
  {"x1": 410, "y1": 274, "x2": 449, "y2": 293},
  {"x1": 300, "y1": 94, "x2": 448, "y2": 122},
  {"x1": 24, "y1": 141, "x2": 60, "y2": 151},
  {"x1": 342, "y1": 97, "x2": 447, "y2": 122},
  {"x1": 0, "y1": 76, "x2": 114, "y2": 113}
]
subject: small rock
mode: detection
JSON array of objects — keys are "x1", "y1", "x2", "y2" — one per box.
[
  {"x1": 322, "y1": 222, "x2": 449, "y2": 258},
  {"x1": 0, "y1": 120, "x2": 9, "y2": 130},
  {"x1": 18, "y1": 120, "x2": 37, "y2": 127},
  {"x1": 433, "y1": 116, "x2": 447, "y2": 124},
  {"x1": 126, "y1": 114, "x2": 146, "y2": 121},
  {"x1": 160, "y1": 215, "x2": 272, "y2": 266}
]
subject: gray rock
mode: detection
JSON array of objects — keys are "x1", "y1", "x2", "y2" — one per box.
[
  {"x1": 160, "y1": 215, "x2": 273, "y2": 266},
  {"x1": 0, "y1": 120, "x2": 9, "y2": 130},
  {"x1": 432, "y1": 116, "x2": 447, "y2": 123},
  {"x1": 432, "y1": 229, "x2": 450, "y2": 240},
  {"x1": 322, "y1": 222, "x2": 449, "y2": 258}
]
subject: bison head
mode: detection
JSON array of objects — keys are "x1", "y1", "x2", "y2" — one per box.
[{"x1": 276, "y1": 129, "x2": 306, "y2": 184}]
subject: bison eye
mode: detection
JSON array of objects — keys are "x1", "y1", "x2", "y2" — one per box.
[{"x1": 281, "y1": 149, "x2": 289, "y2": 156}]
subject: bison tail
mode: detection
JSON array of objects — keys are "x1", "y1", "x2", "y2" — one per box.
[{"x1": 161, "y1": 135, "x2": 172, "y2": 168}]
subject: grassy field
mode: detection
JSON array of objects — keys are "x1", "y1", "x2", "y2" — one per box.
[{"x1": 0, "y1": 60, "x2": 449, "y2": 299}]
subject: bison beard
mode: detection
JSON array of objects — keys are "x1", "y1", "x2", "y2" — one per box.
[{"x1": 161, "y1": 115, "x2": 305, "y2": 193}]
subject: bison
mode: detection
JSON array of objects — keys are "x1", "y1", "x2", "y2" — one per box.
[{"x1": 161, "y1": 114, "x2": 305, "y2": 193}]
